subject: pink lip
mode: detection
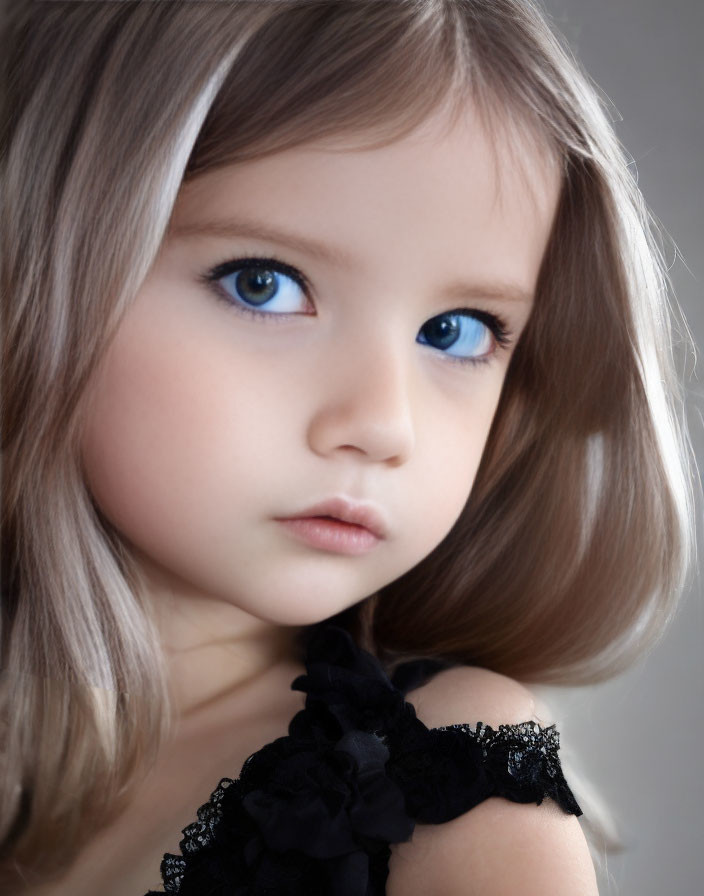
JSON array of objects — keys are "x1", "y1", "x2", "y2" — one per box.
[
  {"x1": 274, "y1": 497, "x2": 389, "y2": 555},
  {"x1": 276, "y1": 518, "x2": 380, "y2": 555},
  {"x1": 278, "y1": 497, "x2": 389, "y2": 539}
]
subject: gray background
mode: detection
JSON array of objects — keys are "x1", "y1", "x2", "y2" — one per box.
[{"x1": 535, "y1": 1, "x2": 703, "y2": 894}]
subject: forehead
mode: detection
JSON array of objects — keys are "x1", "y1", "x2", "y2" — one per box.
[
  {"x1": 313, "y1": 100, "x2": 560, "y2": 216},
  {"x1": 176, "y1": 96, "x2": 560, "y2": 219}
]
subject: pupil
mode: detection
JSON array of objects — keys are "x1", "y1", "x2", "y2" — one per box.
[
  {"x1": 236, "y1": 268, "x2": 277, "y2": 305},
  {"x1": 424, "y1": 315, "x2": 460, "y2": 349}
]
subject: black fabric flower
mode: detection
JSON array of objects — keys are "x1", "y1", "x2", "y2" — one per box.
[
  {"x1": 145, "y1": 623, "x2": 582, "y2": 896},
  {"x1": 241, "y1": 729, "x2": 414, "y2": 861},
  {"x1": 288, "y1": 623, "x2": 423, "y2": 745}
]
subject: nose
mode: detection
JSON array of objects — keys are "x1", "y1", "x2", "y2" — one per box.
[{"x1": 306, "y1": 334, "x2": 416, "y2": 467}]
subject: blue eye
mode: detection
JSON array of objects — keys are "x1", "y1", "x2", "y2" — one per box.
[
  {"x1": 417, "y1": 310, "x2": 509, "y2": 365},
  {"x1": 201, "y1": 255, "x2": 513, "y2": 365},
  {"x1": 204, "y1": 256, "x2": 310, "y2": 316}
]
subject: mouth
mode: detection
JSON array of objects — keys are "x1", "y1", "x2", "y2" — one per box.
[
  {"x1": 277, "y1": 497, "x2": 389, "y2": 539},
  {"x1": 274, "y1": 497, "x2": 389, "y2": 555},
  {"x1": 275, "y1": 516, "x2": 382, "y2": 555}
]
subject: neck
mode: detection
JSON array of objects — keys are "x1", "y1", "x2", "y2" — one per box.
[{"x1": 133, "y1": 550, "x2": 304, "y2": 720}]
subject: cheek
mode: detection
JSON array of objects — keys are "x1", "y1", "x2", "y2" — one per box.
[
  {"x1": 404, "y1": 379, "x2": 502, "y2": 557},
  {"x1": 79, "y1": 306, "x2": 261, "y2": 557},
  {"x1": 80, "y1": 328, "x2": 191, "y2": 551}
]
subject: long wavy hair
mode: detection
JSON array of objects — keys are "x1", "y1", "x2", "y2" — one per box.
[{"x1": 1, "y1": 0, "x2": 698, "y2": 888}]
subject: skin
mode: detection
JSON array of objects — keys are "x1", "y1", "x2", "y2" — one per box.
[{"x1": 79, "y1": 101, "x2": 561, "y2": 726}]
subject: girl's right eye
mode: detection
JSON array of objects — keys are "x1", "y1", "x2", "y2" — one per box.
[{"x1": 201, "y1": 256, "x2": 312, "y2": 318}]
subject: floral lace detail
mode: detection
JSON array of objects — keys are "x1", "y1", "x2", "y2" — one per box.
[
  {"x1": 433, "y1": 720, "x2": 582, "y2": 815},
  {"x1": 145, "y1": 624, "x2": 581, "y2": 896}
]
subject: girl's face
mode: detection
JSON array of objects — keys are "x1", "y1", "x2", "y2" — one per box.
[{"x1": 80, "y1": 103, "x2": 560, "y2": 630}]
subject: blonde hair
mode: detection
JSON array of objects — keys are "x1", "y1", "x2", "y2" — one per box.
[{"x1": 1, "y1": 0, "x2": 698, "y2": 888}]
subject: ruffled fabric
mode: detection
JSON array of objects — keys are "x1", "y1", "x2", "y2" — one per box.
[{"x1": 145, "y1": 623, "x2": 582, "y2": 896}]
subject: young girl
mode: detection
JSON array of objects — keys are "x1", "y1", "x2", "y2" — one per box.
[{"x1": 1, "y1": 1, "x2": 697, "y2": 894}]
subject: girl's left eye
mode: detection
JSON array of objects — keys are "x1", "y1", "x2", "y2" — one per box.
[
  {"x1": 416, "y1": 309, "x2": 512, "y2": 365},
  {"x1": 201, "y1": 256, "x2": 514, "y2": 366}
]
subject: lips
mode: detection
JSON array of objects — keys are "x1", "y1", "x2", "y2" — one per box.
[{"x1": 276, "y1": 497, "x2": 389, "y2": 539}]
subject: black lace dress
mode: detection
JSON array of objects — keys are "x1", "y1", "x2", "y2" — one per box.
[{"x1": 144, "y1": 623, "x2": 582, "y2": 896}]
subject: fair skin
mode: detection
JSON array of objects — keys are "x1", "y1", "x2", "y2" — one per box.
[
  {"x1": 38, "y1": 101, "x2": 596, "y2": 895},
  {"x1": 80, "y1": 102, "x2": 556, "y2": 722}
]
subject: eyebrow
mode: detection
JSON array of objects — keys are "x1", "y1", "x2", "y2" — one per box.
[{"x1": 169, "y1": 214, "x2": 534, "y2": 305}]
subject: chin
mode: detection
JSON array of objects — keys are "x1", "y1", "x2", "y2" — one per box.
[{"x1": 231, "y1": 583, "x2": 371, "y2": 629}]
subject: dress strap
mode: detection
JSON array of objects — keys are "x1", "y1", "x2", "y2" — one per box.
[{"x1": 389, "y1": 656, "x2": 457, "y2": 695}]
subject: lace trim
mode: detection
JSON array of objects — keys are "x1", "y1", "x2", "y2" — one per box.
[
  {"x1": 159, "y1": 778, "x2": 234, "y2": 892},
  {"x1": 436, "y1": 720, "x2": 582, "y2": 814}
]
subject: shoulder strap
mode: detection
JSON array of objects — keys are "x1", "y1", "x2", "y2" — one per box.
[{"x1": 389, "y1": 656, "x2": 457, "y2": 695}]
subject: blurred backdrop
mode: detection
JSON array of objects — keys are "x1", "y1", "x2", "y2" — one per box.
[{"x1": 535, "y1": 1, "x2": 703, "y2": 894}]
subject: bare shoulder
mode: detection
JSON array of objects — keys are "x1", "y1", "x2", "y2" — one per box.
[
  {"x1": 386, "y1": 665, "x2": 598, "y2": 896},
  {"x1": 403, "y1": 662, "x2": 541, "y2": 730}
]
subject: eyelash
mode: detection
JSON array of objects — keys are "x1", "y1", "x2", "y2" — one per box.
[{"x1": 199, "y1": 254, "x2": 514, "y2": 367}]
